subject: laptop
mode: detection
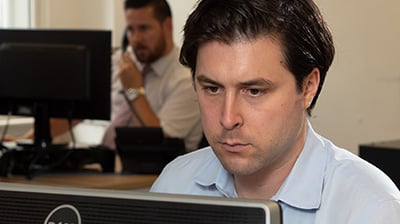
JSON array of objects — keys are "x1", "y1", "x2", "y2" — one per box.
[{"x1": 0, "y1": 183, "x2": 282, "y2": 224}]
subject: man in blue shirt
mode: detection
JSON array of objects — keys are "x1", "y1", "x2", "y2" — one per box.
[{"x1": 150, "y1": 0, "x2": 400, "y2": 223}]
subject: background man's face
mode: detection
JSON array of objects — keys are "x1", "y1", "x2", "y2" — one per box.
[{"x1": 125, "y1": 6, "x2": 167, "y2": 63}]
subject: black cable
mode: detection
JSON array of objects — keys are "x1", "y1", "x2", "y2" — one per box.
[
  {"x1": 26, "y1": 145, "x2": 74, "y2": 179},
  {"x1": 120, "y1": 90, "x2": 146, "y2": 126},
  {"x1": 26, "y1": 106, "x2": 76, "y2": 179},
  {"x1": 0, "y1": 110, "x2": 12, "y2": 151},
  {"x1": 67, "y1": 108, "x2": 76, "y2": 149},
  {"x1": 42, "y1": 108, "x2": 76, "y2": 175},
  {"x1": 26, "y1": 146, "x2": 45, "y2": 179}
]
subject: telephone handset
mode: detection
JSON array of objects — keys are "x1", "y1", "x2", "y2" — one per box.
[{"x1": 121, "y1": 27, "x2": 129, "y2": 53}]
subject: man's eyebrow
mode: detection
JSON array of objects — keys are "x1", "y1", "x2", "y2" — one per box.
[
  {"x1": 239, "y1": 78, "x2": 273, "y2": 87},
  {"x1": 196, "y1": 74, "x2": 221, "y2": 86},
  {"x1": 196, "y1": 74, "x2": 273, "y2": 87}
]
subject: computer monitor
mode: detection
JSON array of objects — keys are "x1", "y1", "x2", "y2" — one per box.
[
  {"x1": 0, "y1": 183, "x2": 282, "y2": 224},
  {"x1": 0, "y1": 29, "x2": 111, "y2": 146}
]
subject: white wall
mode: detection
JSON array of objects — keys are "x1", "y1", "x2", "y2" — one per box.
[
  {"x1": 30, "y1": 0, "x2": 122, "y2": 46},
  {"x1": 4, "y1": 0, "x2": 400, "y2": 154},
  {"x1": 29, "y1": 0, "x2": 197, "y2": 47},
  {"x1": 0, "y1": 0, "x2": 30, "y2": 28},
  {"x1": 168, "y1": 0, "x2": 197, "y2": 45},
  {"x1": 311, "y1": 0, "x2": 400, "y2": 154}
]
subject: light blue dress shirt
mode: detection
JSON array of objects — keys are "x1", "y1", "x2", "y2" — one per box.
[{"x1": 151, "y1": 122, "x2": 400, "y2": 223}]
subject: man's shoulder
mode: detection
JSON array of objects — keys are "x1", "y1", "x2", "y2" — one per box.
[
  {"x1": 150, "y1": 147, "x2": 218, "y2": 193},
  {"x1": 315, "y1": 145, "x2": 400, "y2": 223},
  {"x1": 164, "y1": 147, "x2": 216, "y2": 172},
  {"x1": 325, "y1": 144, "x2": 400, "y2": 201}
]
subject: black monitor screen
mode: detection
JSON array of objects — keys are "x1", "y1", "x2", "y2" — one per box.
[
  {"x1": 0, "y1": 29, "x2": 111, "y2": 146},
  {"x1": 0, "y1": 42, "x2": 90, "y2": 101}
]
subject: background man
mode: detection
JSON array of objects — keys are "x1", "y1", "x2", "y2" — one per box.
[{"x1": 102, "y1": 0, "x2": 202, "y2": 151}]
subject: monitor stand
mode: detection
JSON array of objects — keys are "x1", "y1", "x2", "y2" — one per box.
[
  {"x1": 10, "y1": 103, "x2": 66, "y2": 178},
  {"x1": 16, "y1": 102, "x2": 67, "y2": 149},
  {"x1": 33, "y1": 102, "x2": 52, "y2": 148}
]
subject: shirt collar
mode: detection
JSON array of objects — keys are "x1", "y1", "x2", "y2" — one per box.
[
  {"x1": 146, "y1": 46, "x2": 179, "y2": 77},
  {"x1": 194, "y1": 150, "x2": 237, "y2": 198},
  {"x1": 271, "y1": 121, "x2": 327, "y2": 210},
  {"x1": 193, "y1": 121, "x2": 327, "y2": 209}
]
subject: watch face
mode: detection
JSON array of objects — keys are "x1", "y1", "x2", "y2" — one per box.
[
  {"x1": 125, "y1": 87, "x2": 145, "y2": 101},
  {"x1": 125, "y1": 88, "x2": 139, "y2": 101}
]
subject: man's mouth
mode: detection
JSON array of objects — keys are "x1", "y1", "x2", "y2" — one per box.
[{"x1": 220, "y1": 141, "x2": 249, "y2": 153}]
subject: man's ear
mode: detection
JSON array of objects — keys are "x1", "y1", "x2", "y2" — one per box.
[
  {"x1": 303, "y1": 68, "x2": 320, "y2": 109},
  {"x1": 162, "y1": 17, "x2": 173, "y2": 35}
]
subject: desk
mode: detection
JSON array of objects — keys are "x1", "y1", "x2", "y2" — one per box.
[
  {"x1": 0, "y1": 116, "x2": 33, "y2": 137},
  {"x1": 0, "y1": 174, "x2": 158, "y2": 190}
]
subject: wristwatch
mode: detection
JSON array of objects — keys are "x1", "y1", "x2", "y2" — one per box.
[{"x1": 124, "y1": 87, "x2": 145, "y2": 101}]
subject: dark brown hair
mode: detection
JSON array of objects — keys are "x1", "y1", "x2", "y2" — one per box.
[
  {"x1": 180, "y1": 0, "x2": 335, "y2": 115},
  {"x1": 124, "y1": 0, "x2": 172, "y2": 22}
]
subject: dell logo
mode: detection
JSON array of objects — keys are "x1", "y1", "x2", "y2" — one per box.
[{"x1": 44, "y1": 204, "x2": 81, "y2": 224}]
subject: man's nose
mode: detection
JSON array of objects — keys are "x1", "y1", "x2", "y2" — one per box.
[
  {"x1": 128, "y1": 30, "x2": 144, "y2": 45},
  {"x1": 220, "y1": 93, "x2": 243, "y2": 130}
]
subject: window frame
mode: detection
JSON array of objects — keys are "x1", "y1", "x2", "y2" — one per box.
[{"x1": 0, "y1": 0, "x2": 30, "y2": 28}]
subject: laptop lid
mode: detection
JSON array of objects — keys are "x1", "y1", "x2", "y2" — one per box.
[{"x1": 0, "y1": 183, "x2": 282, "y2": 224}]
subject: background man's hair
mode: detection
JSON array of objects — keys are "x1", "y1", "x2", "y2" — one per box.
[{"x1": 124, "y1": 0, "x2": 172, "y2": 22}]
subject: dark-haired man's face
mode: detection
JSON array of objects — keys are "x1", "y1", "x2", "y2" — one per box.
[
  {"x1": 194, "y1": 38, "x2": 319, "y2": 180},
  {"x1": 125, "y1": 6, "x2": 168, "y2": 63}
]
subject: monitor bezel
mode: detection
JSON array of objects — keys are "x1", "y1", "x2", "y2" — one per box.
[{"x1": 0, "y1": 182, "x2": 282, "y2": 224}]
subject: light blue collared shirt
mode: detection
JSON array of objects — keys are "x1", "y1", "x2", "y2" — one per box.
[{"x1": 150, "y1": 122, "x2": 400, "y2": 223}]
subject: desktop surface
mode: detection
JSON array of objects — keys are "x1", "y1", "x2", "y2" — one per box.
[{"x1": 0, "y1": 173, "x2": 158, "y2": 190}]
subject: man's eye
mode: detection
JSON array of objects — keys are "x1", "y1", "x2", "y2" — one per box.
[
  {"x1": 204, "y1": 86, "x2": 220, "y2": 94},
  {"x1": 244, "y1": 88, "x2": 265, "y2": 96},
  {"x1": 139, "y1": 25, "x2": 150, "y2": 32}
]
